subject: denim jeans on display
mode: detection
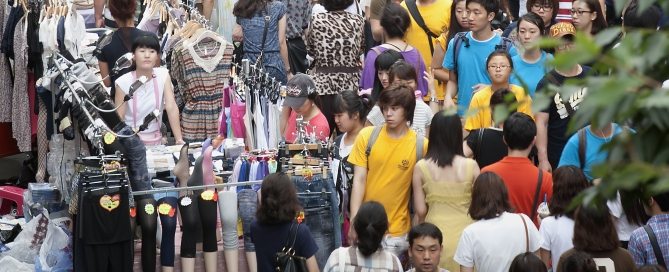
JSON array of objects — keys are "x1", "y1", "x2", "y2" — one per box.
[
  {"x1": 116, "y1": 126, "x2": 152, "y2": 198},
  {"x1": 291, "y1": 174, "x2": 341, "y2": 269},
  {"x1": 238, "y1": 189, "x2": 258, "y2": 252}
]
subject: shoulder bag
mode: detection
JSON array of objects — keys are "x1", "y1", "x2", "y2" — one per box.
[{"x1": 275, "y1": 221, "x2": 308, "y2": 272}]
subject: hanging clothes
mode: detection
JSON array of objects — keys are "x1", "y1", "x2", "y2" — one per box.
[
  {"x1": 169, "y1": 38, "x2": 233, "y2": 143},
  {"x1": 12, "y1": 17, "x2": 31, "y2": 152},
  {"x1": 0, "y1": 1, "x2": 14, "y2": 122}
]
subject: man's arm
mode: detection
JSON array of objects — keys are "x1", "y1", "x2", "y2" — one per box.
[
  {"x1": 535, "y1": 112, "x2": 551, "y2": 172},
  {"x1": 349, "y1": 165, "x2": 368, "y2": 221},
  {"x1": 444, "y1": 70, "x2": 458, "y2": 109}
]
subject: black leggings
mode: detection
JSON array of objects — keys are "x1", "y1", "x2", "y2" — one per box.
[
  {"x1": 157, "y1": 197, "x2": 178, "y2": 267},
  {"x1": 134, "y1": 198, "x2": 158, "y2": 272},
  {"x1": 179, "y1": 193, "x2": 218, "y2": 258}
]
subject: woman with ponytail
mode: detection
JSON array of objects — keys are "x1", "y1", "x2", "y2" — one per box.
[
  {"x1": 323, "y1": 201, "x2": 403, "y2": 271},
  {"x1": 331, "y1": 90, "x2": 374, "y2": 246}
]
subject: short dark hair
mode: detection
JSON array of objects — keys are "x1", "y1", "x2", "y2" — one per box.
[
  {"x1": 333, "y1": 90, "x2": 373, "y2": 125},
  {"x1": 132, "y1": 35, "x2": 161, "y2": 53},
  {"x1": 623, "y1": 0, "x2": 662, "y2": 29},
  {"x1": 651, "y1": 191, "x2": 669, "y2": 212},
  {"x1": 321, "y1": 0, "x2": 354, "y2": 11},
  {"x1": 517, "y1": 12, "x2": 547, "y2": 35},
  {"x1": 257, "y1": 173, "x2": 302, "y2": 224},
  {"x1": 486, "y1": 50, "x2": 514, "y2": 70},
  {"x1": 573, "y1": 202, "x2": 620, "y2": 252},
  {"x1": 557, "y1": 250, "x2": 598, "y2": 272},
  {"x1": 526, "y1": 0, "x2": 559, "y2": 21},
  {"x1": 509, "y1": 252, "x2": 548, "y2": 272},
  {"x1": 381, "y1": 3, "x2": 411, "y2": 39},
  {"x1": 503, "y1": 112, "x2": 537, "y2": 150},
  {"x1": 389, "y1": 60, "x2": 418, "y2": 83},
  {"x1": 109, "y1": 0, "x2": 136, "y2": 21},
  {"x1": 354, "y1": 201, "x2": 389, "y2": 256},
  {"x1": 408, "y1": 222, "x2": 444, "y2": 246},
  {"x1": 549, "y1": 166, "x2": 590, "y2": 218},
  {"x1": 426, "y1": 111, "x2": 463, "y2": 167},
  {"x1": 378, "y1": 84, "x2": 416, "y2": 124},
  {"x1": 469, "y1": 172, "x2": 513, "y2": 220},
  {"x1": 372, "y1": 50, "x2": 404, "y2": 102},
  {"x1": 490, "y1": 89, "x2": 518, "y2": 124},
  {"x1": 466, "y1": 0, "x2": 499, "y2": 16},
  {"x1": 573, "y1": 0, "x2": 607, "y2": 35}
]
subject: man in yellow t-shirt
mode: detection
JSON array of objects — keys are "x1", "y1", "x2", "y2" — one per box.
[
  {"x1": 348, "y1": 85, "x2": 429, "y2": 260},
  {"x1": 464, "y1": 85, "x2": 533, "y2": 131},
  {"x1": 401, "y1": 0, "x2": 452, "y2": 102}
]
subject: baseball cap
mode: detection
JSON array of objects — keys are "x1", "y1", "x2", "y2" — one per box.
[
  {"x1": 549, "y1": 22, "x2": 576, "y2": 40},
  {"x1": 283, "y1": 73, "x2": 316, "y2": 108}
]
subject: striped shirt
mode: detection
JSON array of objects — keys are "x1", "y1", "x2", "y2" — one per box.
[
  {"x1": 323, "y1": 247, "x2": 403, "y2": 272},
  {"x1": 169, "y1": 39, "x2": 233, "y2": 143}
]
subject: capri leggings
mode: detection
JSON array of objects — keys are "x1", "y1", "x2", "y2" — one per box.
[
  {"x1": 179, "y1": 191, "x2": 218, "y2": 258},
  {"x1": 218, "y1": 190, "x2": 239, "y2": 250},
  {"x1": 238, "y1": 189, "x2": 258, "y2": 252},
  {"x1": 155, "y1": 196, "x2": 178, "y2": 267},
  {"x1": 135, "y1": 197, "x2": 158, "y2": 272}
]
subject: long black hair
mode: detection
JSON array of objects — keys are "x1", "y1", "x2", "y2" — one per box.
[
  {"x1": 426, "y1": 111, "x2": 463, "y2": 167},
  {"x1": 447, "y1": 0, "x2": 468, "y2": 42},
  {"x1": 354, "y1": 201, "x2": 389, "y2": 256},
  {"x1": 372, "y1": 49, "x2": 404, "y2": 103},
  {"x1": 233, "y1": 0, "x2": 268, "y2": 18}
]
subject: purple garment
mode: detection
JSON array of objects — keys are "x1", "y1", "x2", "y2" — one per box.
[{"x1": 360, "y1": 45, "x2": 429, "y2": 97}]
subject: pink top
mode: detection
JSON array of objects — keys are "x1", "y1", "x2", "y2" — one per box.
[{"x1": 284, "y1": 110, "x2": 331, "y2": 143}]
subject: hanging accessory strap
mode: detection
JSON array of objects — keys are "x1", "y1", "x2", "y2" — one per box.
[
  {"x1": 131, "y1": 71, "x2": 161, "y2": 131},
  {"x1": 644, "y1": 225, "x2": 667, "y2": 267},
  {"x1": 520, "y1": 214, "x2": 529, "y2": 252},
  {"x1": 256, "y1": 6, "x2": 270, "y2": 66},
  {"x1": 404, "y1": 0, "x2": 439, "y2": 55},
  {"x1": 578, "y1": 128, "x2": 587, "y2": 170},
  {"x1": 529, "y1": 170, "x2": 543, "y2": 221}
]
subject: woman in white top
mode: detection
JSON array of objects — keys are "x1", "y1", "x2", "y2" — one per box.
[
  {"x1": 115, "y1": 35, "x2": 184, "y2": 146},
  {"x1": 331, "y1": 90, "x2": 373, "y2": 246},
  {"x1": 454, "y1": 172, "x2": 542, "y2": 272},
  {"x1": 539, "y1": 166, "x2": 591, "y2": 269}
]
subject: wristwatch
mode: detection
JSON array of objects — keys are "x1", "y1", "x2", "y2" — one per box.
[{"x1": 430, "y1": 97, "x2": 438, "y2": 102}]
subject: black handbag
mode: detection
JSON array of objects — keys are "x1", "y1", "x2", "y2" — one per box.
[{"x1": 275, "y1": 221, "x2": 308, "y2": 272}]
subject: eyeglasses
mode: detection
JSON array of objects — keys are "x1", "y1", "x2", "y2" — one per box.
[
  {"x1": 488, "y1": 65, "x2": 511, "y2": 70},
  {"x1": 532, "y1": 3, "x2": 553, "y2": 11},
  {"x1": 570, "y1": 9, "x2": 593, "y2": 16}
]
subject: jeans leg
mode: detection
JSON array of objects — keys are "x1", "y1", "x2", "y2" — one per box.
[
  {"x1": 323, "y1": 177, "x2": 342, "y2": 247},
  {"x1": 116, "y1": 126, "x2": 152, "y2": 200},
  {"x1": 238, "y1": 189, "x2": 257, "y2": 252},
  {"x1": 303, "y1": 206, "x2": 335, "y2": 271}
]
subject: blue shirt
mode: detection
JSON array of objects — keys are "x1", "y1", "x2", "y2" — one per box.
[
  {"x1": 557, "y1": 124, "x2": 624, "y2": 180},
  {"x1": 443, "y1": 32, "x2": 517, "y2": 116},
  {"x1": 510, "y1": 52, "x2": 553, "y2": 97},
  {"x1": 629, "y1": 214, "x2": 669, "y2": 266}
]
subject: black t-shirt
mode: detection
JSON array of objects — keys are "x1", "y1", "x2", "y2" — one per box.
[
  {"x1": 536, "y1": 66, "x2": 591, "y2": 169},
  {"x1": 466, "y1": 128, "x2": 507, "y2": 169},
  {"x1": 98, "y1": 27, "x2": 156, "y2": 98},
  {"x1": 251, "y1": 220, "x2": 319, "y2": 272}
]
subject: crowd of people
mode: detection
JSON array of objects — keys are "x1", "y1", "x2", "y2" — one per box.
[{"x1": 87, "y1": 0, "x2": 669, "y2": 270}]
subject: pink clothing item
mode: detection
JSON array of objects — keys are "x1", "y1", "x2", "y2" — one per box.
[
  {"x1": 284, "y1": 110, "x2": 331, "y2": 143},
  {"x1": 202, "y1": 146, "x2": 215, "y2": 186}
]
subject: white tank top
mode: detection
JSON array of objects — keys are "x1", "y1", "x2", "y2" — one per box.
[{"x1": 116, "y1": 67, "x2": 168, "y2": 138}]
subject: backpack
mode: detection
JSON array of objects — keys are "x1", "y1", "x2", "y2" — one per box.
[
  {"x1": 365, "y1": 125, "x2": 424, "y2": 163},
  {"x1": 451, "y1": 32, "x2": 514, "y2": 76}
]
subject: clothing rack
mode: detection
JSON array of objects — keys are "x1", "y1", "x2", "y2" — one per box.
[{"x1": 131, "y1": 180, "x2": 263, "y2": 196}]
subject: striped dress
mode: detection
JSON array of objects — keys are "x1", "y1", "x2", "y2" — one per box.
[{"x1": 170, "y1": 39, "x2": 233, "y2": 143}]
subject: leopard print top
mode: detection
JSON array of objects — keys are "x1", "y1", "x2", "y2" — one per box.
[{"x1": 306, "y1": 11, "x2": 365, "y2": 95}]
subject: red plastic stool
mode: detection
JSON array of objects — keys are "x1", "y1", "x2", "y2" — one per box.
[{"x1": 0, "y1": 186, "x2": 25, "y2": 217}]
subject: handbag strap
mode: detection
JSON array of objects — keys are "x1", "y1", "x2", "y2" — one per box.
[
  {"x1": 284, "y1": 220, "x2": 301, "y2": 250},
  {"x1": 644, "y1": 225, "x2": 667, "y2": 267},
  {"x1": 256, "y1": 5, "x2": 270, "y2": 66},
  {"x1": 520, "y1": 214, "x2": 529, "y2": 252},
  {"x1": 476, "y1": 128, "x2": 485, "y2": 160},
  {"x1": 530, "y1": 170, "x2": 543, "y2": 222},
  {"x1": 404, "y1": 0, "x2": 438, "y2": 54}
]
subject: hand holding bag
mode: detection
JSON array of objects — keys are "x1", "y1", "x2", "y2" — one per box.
[{"x1": 275, "y1": 221, "x2": 308, "y2": 272}]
